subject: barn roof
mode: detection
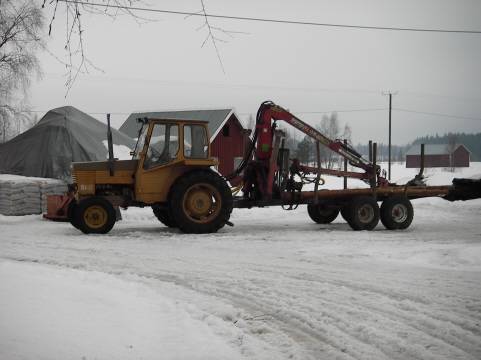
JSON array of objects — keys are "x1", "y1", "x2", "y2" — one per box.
[
  {"x1": 119, "y1": 109, "x2": 238, "y2": 141},
  {"x1": 406, "y1": 143, "x2": 470, "y2": 156}
]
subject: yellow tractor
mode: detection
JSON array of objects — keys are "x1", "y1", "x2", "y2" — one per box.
[{"x1": 68, "y1": 117, "x2": 233, "y2": 234}]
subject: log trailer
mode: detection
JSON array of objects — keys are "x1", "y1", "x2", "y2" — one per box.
[
  {"x1": 62, "y1": 101, "x2": 480, "y2": 234},
  {"x1": 230, "y1": 101, "x2": 480, "y2": 230}
]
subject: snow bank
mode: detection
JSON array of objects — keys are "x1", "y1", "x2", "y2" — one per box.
[
  {"x1": 0, "y1": 174, "x2": 67, "y2": 215},
  {"x1": 0, "y1": 260, "x2": 243, "y2": 360}
]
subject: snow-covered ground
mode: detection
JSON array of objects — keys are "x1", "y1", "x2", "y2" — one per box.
[{"x1": 1, "y1": 164, "x2": 480, "y2": 359}]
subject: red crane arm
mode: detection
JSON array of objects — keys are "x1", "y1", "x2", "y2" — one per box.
[{"x1": 255, "y1": 102, "x2": 372, "y2": 172}]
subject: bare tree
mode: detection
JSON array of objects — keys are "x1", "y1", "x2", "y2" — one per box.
[
  {"x1": 337, "y1": 123, "x2": 352, "y2": 168},
  {"x1": 314, "y1": 113, "x2": 353, "y2": 169},
  {"x1": 317, "y1": 113, "x2": 339, "y2": 169},
  {"x1": 0, "y1": 0, "x2": 44, "y2": 141},
  {"x1": 44, "y1": 0, "x2": 244, "y2": 93},
  {"x1": 296, "y1": 135, "x2": 313, "y2": 164},
  {"x1": 246, "y1": 114, "x2": 255, "y2": 131}
]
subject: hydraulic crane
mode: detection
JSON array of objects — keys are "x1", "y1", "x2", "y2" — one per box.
[{"x1": 238, "y1": 101, "x2": 389, "y2": 202}]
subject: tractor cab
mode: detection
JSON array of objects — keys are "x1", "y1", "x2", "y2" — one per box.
[
  {"x1": 132, "y1": 119, "x2": 211, "y2": 167},
  {"x1": 130, "y1": 119, "x2": 217, "y2": 204}
]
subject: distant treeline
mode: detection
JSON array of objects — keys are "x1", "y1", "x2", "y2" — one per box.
[
  {"x1": 354, "y1": 143, "x2": 409, "y2": 163},
  {"x1": 412, "y1": 133, "x2": 481, "y2": 161}
]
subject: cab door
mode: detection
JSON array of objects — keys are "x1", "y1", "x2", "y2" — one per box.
[{"x1": 135, "y1": 122, "x2": 187, "y2": 203}]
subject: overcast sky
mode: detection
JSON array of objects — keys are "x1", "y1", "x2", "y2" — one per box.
[{"x1": 30, "y1": 0, "x2": 481, "y2": 145}]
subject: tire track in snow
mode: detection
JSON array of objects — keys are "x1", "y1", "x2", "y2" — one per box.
[
  {"x1": 200, "y1": 275, "x2": 479, "y2": 360},
  {"x1": 3, "y1": 252, "x2": 481, "y2": 360}
]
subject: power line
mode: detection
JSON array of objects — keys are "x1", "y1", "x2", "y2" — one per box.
[
  {"x1": 58, "y1": 0, "x2": 481, "y2": 34},
  {"x1": 39, "y1": 72, "x2": 481, "y2": 101},
  {"x1": 394, "y1": 108, "x2": 481, "y2": 121},
  {"x1": 290, "y1": 108, "x2": 388, "y2": 115},
  {"x1": 398, "y1": 90, "x2": 481, "y2": 103},
  {"x1": 21, "y1": 107, "x2": 481, "y2": 122},
  {"x1": 41, "y1": 72, "x2": 383, "y2": 94},
  {"x1": 19, "y1": 109, "x2": 132, "y2": 116}
]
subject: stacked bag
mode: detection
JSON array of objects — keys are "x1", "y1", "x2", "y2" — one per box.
[{"x1": 0, "y1": 175, "x2": 68, "y2": 215}]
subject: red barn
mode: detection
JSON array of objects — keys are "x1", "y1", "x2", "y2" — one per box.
[
  {"x1": 406, "y1": 144, "x2": 471, "y2": 168},
  {"x1": 119, "y1": 109, "x2": 251, "y2": 181}
]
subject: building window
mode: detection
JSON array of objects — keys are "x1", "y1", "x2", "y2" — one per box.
[{"x1": 222, "y1": 125, "x2": 230, "y2": 137}]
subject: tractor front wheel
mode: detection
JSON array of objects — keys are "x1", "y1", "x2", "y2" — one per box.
[
  {"x1": 307, "y1": 203, "x2": 339, "y2": 224},
  {"x1": 170, "y1": 171, "x2": 233, "y2": 233},
  {"x1": 74, "y1": 197, "x2": 116, "y2": 234}
]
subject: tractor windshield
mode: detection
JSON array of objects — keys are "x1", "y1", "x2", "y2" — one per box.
[{"x1": 143, "y1": 123, "x2": 179, "y2": 169}]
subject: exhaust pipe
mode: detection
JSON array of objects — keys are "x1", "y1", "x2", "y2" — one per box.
[{"x1": 107, "y1": 113, "x2": 115, "y2": 176}]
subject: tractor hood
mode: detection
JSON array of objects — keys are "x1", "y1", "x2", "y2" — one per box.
[{"x1": 72, "y1": 159, "x2": 138, "y2": 172}]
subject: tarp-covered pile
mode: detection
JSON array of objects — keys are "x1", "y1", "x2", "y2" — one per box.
[
  {"x1": 0, "y1": 175, "x2": 67, "y2": 215},
  {"x1": 0, "y1": 106, "x2": 135, "y2": 180}
]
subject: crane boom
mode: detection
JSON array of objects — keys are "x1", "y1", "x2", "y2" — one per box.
[
  {"x1": 240, "y1": 101, "x2": 388, "y2": 201},
  {"x1": 255, "y1": 102, "x2": 373, "y2": 171}
]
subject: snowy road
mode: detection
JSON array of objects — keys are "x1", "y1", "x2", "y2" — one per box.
[{"x1": 1, "y1": 195, "x2": 481, "y2": 359}]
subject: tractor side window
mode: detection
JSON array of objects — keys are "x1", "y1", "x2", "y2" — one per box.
[
  {"x1": 184, "y1": 125, "x2": 208, "y2": 158},
  {"x1": 144, "y1": 124, "x2": 179, "y2": 169}
]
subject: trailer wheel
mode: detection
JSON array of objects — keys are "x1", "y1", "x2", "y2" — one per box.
[
  {"x1": 307, "y1": 203, "x2": 339, "y2": 224},
  {"x1": 346, "y1": 196, "x2": 379, "y2": 231},
  {"x1": 380, "y1": 196, "x2": 413, "y2": 230},
  {"x1": 152, "y1": 205, "x2": 177, "y2": 228},
  {"x1": 74, "y1": 197, "x2": 116, "y2": 234},
  {"x1": 67, "y1": 200, "x2": 80, "y2": 229},
  {"x1": 170, "y1": 170, "x2": 233, "y2": 234}
]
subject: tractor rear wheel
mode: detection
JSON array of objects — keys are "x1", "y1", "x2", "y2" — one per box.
[
  {"x1": 152, "y1": 205, "x2": 177, "y2": 228},
  {"x1": 74, "y1": 197, "x2": 116, "y2": 234},
  {"x1": 170, "y1": 170, "x2": 233, "y2": 234},
  {"x1": 380, "y1": 196, "x2": 414, "y2": 230},
  {"x1": 346, "y1": 196, "x2": 380, "y2": 231},
  {"x1": 307, "y1": 203, "x2": 339, "y2": 224}
]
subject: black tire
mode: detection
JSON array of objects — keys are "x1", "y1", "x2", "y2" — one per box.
[
  {"x1": 74, "y1": 197, "x2": 116, "y2": 234},
  {"x1": 346, "y1": 196, "x2": 380, "y2": 231},
  {"x1": 152, "y1": 205, "x2": 177, "y2": 228},
  {"x1": 67, "y1": 200, "x2": 80, "y2": 229},
  {"x1": 170, "y1": 170, "x2": 233, "y2": 234},
  {"x1": 307, "y1": 203, "x2": 339, "y2": 224},
  {"x1": 380, "y1": 196, "x2": 414, "y2": 230}
]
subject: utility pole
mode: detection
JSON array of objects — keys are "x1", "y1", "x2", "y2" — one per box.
[
  {"x1": 388, "y1": 93, "x2": 392, "y2": 180},
  {"x1": 383, "y1": 91, "x2": 397, "y2": 180}
]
